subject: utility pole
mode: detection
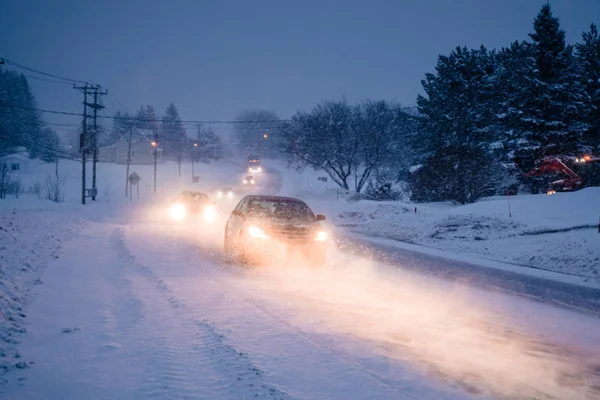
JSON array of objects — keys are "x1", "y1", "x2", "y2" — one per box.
[
  {"x1": 153, "y1": 130, "x2": 158, "y2": 194},
  {"x1": 74, "y1": 83, "x2": 90, "y2": 205},
  {"x1": 87, "y1": 86, "x2": 107, "y2": 201},
  {"x1": 125, "y1": 123, "x2": 134, "y2": 197}
]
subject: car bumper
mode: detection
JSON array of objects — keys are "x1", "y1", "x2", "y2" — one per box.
[{"x1": 241, "y1": 236, "x2": 326, "y2": 262}]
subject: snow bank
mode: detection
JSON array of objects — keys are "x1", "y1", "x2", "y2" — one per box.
[
  {"x1": 330, "y1": 189, "x2": 600, "y2": 280},
  {"x1": 271, "y1": 162, "x2": 600, "y2": 282},
  {"x1": 0, "y1": 202, "x2": 87, "y2": 378}
]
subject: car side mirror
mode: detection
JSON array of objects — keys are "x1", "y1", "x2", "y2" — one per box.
[{"x1": 316, "y1": 214, "x2": 326, "y2": 221}]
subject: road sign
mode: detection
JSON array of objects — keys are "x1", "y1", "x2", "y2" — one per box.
[{"x1": 129, "y1": 172, "x2": 141, "y2": 185}]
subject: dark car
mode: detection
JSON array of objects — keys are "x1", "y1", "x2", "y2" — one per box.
[
  {"x1": 224, "y1": 195, "x2": 328, "y2": 265},
  {"x1": 168, "y1": 191, "x2": 216, "y2": 222}
]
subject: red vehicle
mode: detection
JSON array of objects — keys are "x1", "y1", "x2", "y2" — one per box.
[{"x1": 524, "y1": 154, "x2": 599, "y2": 193}]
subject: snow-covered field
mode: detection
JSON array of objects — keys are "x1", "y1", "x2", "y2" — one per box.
[
  {"x1": 273, "y1": 162, "x2": 600, "y2": 283},
  {"x1": 1, "y1": 157, "x2": 600, "y2": 399}
]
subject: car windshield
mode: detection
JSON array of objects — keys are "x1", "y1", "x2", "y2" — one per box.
[
  {"x1": 247, "y1": 198, "x2": 315, "y2": 221},
  {"x1": 180, "y1": 192, "x2": 208, "y2": 202}
]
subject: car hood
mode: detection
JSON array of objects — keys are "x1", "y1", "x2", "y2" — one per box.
[{"x1": 246, "y1": 217, "x2": 320, "y2": 230}]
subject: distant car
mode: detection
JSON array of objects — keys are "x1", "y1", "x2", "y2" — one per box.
[
  {"x1": 242, "y1": 175, "x2": 255, "y2": 185},
  {"x1": 217, "y1": 187, "x2": 234, "y2": 199},
  {"x1": 248, "y1": 165, "x2": 262, "y2": 173},
  {"x1": 168, "y1": 191, "x2": 216, "y2": 222},
  {"x1": 224, "y1": 195, "x2": 328, "y2": 265}
]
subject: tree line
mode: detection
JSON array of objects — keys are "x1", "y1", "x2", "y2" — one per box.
[
  {"x1": 105, "y1": 103, "x2": 223, "y2": 165},
  {"x1": 245, "y1": 3, "x2": 599, "y2": 203},
  {"x1": 0, "y1": 69, "x2": 60, "y2": 161}
]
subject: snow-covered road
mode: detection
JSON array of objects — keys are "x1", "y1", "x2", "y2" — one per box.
[
  {"x1": 3, "y1": 200, "x2": 600, "y2": 400},
  {"x1": 2, "y1": 162, "x2": 600, "y2": 400}
]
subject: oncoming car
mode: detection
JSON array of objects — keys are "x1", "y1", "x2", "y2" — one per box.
[
  {"x1": 224, "y1": 195, "x2": 328, "y2": 265},
  {"x1": 168, "y1": 191, "x2": 217, "y2": 222},
  {"x1": 217, "y1": 187, "x2": 234, "y2": 199},
  {"x1": 248, "y1": 165, "x2": 262, "y2": 174},
  {"x1": 243, "y1": 175, "x2": 255, "y2": 185}
]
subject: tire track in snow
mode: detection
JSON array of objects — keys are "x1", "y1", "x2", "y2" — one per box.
[
  {"x1": 129, "y1": 227, "x2": 420, "y2": 400},
  {"x1": 113, "y1": 228, "x2": 291, "y2": 400},
  {"x1": 109, "y1": 229, "x2": 146, "y2": 340}
]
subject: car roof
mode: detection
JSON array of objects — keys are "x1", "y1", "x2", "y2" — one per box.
[{"x1": 245, "y1": 195, "x2": 307, "y2": 204}]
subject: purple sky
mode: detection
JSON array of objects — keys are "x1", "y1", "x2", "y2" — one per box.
[{"x1": 1, "y1": 0, "x2": 598, "y2": 137}]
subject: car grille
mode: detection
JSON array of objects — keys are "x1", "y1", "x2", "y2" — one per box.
[{"x1": 269, "y1": 224, "x2": 312, "y2": 244}]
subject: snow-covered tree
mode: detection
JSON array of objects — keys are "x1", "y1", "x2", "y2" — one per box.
[
  {"x1": 104, "y1": 111, "x2": 133, "y2": 146},
  {"x1": 160, "y1": 103, "x2": 187, "y2": 175},
  {"x1": 195, "y1": 127, "x2": 223, "y2": 163},
  {"x1": 575, "y1": 23, "x2": 600, "y2": 152},
  {"x1": 281, "y1": 100, "x2": 358, "y2": 191},
  {"x1": 511, "y1": 3, "x2": 591, "y2": 171},
  {"x1": 417, "y1": 46, "x2": 497, "y2": 153},
  {"x1": 0, "y1": 70, "x2": 44, "y2": 157}
]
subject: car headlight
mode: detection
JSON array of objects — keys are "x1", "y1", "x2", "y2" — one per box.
[
  {"x1": 251, "y1": 180, "x2": 255, "y2": 184},
  {"x1": 204, "y1": 206, "x2": 216, "y2": 222},
  {"x1": 217, "y1": 191, "x2": 223, "y2": 198},
  {"x1": 257, "y1": 167, "x2": 262, "y2": 172},
  {"x1": 315, "y1": 231, "x2": 328, "y2": 241},
  {"x1": 228, "y1": 192, "x2": 233, "y2": 198},
  {"x1": 248, "y1": 226, "x2": 267, "y2": 238},
  {"x1": 243, "y1": 179, "x2": 248, "y2": 184},
  {"x1": 170, "y1": 203, "x2": 186, "y2": 221}
]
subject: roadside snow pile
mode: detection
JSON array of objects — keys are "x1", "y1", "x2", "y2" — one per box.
[
  {"x1": 332, "y1": 188, "x2": 600, "y2": 281},
  {"x1": 0, "y1": 205, "x2": 86, "y2": 378}
]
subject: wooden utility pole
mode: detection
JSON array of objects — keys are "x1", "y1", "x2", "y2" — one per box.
[
  {"x1": 88, "y1": 86, "x2": 107, "y2": 201},
  {"x1": 125, "y1": 124, "x2": 134, "y2": 197},
  {"x1": 74, "y1": 83, "x2": 89, "y2": 205},
  {"x1": 153, "y1": 130, "x2": 158, "y2": 194}
]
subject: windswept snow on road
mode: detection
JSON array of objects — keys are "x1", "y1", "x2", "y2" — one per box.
[{"x1": 273, "y1": 162, "x2": 600, "y2": 283}]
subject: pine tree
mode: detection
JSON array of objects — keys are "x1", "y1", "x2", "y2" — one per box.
[
  {"x1": 417, "y1": 46, "x2": 497, "y2": 153},
  {"x1": 512, "y1": 3, "x2": 591, "y2": 170},
  {"x1": 575, "y1": 24, "x2": 600, "y2": 152},
  {"x1": 160, "y1": 103, "x2": 187, "y2": 174},
  {"x1": 196, "y1": 127, "x2": 223, "y2": 163},
  {"x1": 105, "y1": 111, "x2": 132, "y2": 146},
  {"x1": 0, "y1": 70, "x2": 44, "y2": 157}
]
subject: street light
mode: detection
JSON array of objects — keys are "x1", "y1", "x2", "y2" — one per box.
[
  {"x1": 192, "y1": 143, "x2": 198, "y2": 181},
  {"x1": 151, "y1": 141, "x2": 157, "y2": 147},
  {"x1": 263, "y1": 134, "x2": 268, "y2": 139}
]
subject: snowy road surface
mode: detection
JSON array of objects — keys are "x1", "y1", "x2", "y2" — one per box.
[
  {"x1": 2, "y1": 201, "x2": 600, "y2": 400},
  {"x1": 2, "y1": 165, "x2": 600, "y2": 400}
]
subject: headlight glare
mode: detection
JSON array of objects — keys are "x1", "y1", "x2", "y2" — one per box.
[
  {"x1": 248, "y1": 226, "x2": 266, "y2": 238},
  {"x1": 315, "y1": 231, "x2": 328, "y2": 241},
  {"x1": 170, "y1": 203, "x2": 186, "y2": 221}
]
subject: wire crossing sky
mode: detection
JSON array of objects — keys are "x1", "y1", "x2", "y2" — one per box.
[{"x1": 1, "y1": 0, "x2": 598, "y2": 135}]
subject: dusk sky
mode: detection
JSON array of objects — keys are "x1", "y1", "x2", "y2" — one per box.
[{"x1": 1, "y1": 0, "x2": 599, "y2": 137}]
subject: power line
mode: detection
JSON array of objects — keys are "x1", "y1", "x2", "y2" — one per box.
[
  {"x1": 21, "y1": 73, "x2": 74, "y2": 85},
  {"x1": 0, "y1": 103, "x2": 291, "y2": 124},
  {"x1": 1, "y1": 57, "x2": 94, "y2": 85}
]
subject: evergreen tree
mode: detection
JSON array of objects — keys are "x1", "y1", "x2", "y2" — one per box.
[
  {"x1": 38, "y1": 127, "x2": 60, "y2": 162},
  {"x1": 134, "y1": 105, "x2": 159, "y2": 132},
  {"x1": 160, "y1": 103, "x2": 187, "y2": 173},
  {"x1": 512, "y1": 3, "x2": 591, "y2": 171},
  {"x1": 417, "y1": 46, "x2": 497, "y2": 153},
  {"x1": 196, "y1": 127, "x2": 224, "y2": 163},
  {"x1": 0, "y1": 70, "x2": 44, "y2": 157},
  {"x1": 494, "y1": 41, "x2": 537, "y2": 160},
  {"x1": 575, "y1": 24, "x2": 600, "y2": 152},
  {"x1": 105, "y1": 111, "x2": 132, "y2": 146}
]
